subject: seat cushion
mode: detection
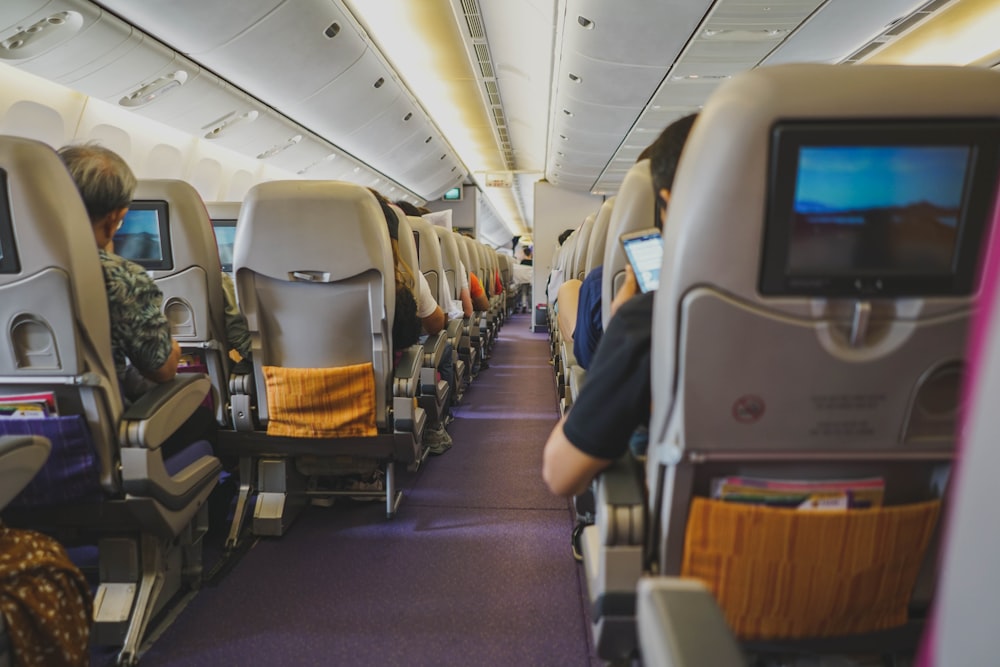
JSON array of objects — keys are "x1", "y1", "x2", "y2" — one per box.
[{"x1": 263, "y1": 363, "x2": 377, "y2": 438}]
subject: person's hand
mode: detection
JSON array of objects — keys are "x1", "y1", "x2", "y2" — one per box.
[{"x1": 611, "y1": 264, "x2": 639, "y2": 317}]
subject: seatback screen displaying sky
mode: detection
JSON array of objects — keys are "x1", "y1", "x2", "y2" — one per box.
[
  {"x1": 115, "y1": 207, "x2": 163, "y2": 262},
  {"x1": 213, "y1": 221, "x2": 236, "y2": 272},
  {"x1": 760, "y1": 120, "x2": 1000, "y2": 297},
  {"x1": 787, "y1": 145, "x2": 968, "y2": 276}
]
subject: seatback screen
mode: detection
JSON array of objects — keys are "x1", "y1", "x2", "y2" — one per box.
[
  {"x1": 760, "y1": 121, "x2": 1000, "y2": 297},
  {"x1": 212, "y1": 219, "x2": 237, "y2": 273},
  {"x1": 114, "y1": 200, "x2": 172, "y2": 271}
]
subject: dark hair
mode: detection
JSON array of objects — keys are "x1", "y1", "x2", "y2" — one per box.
[
  {"x1": 557, "y1": 228, "x2": 574, "y2": 246},
  {"x1": 395, "y1": 200, "x2": 422, "y2": 216},
  {"x1": 392, "y1": 285, "x2": 422, "y2": 350},
  {"x1": 649, "y1": 114, "x2": 698, "y2": 199}
]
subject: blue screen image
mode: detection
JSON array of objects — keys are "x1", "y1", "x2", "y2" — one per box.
[
  {"x1": 788, "y1": 145, "x2": 969, "y2": 274},
  {"x1": 213, "y1": 224, "x2": 236, "y2": 269},
  {"x1": 114, "y1": 208, "x2": 162, "y2": 262}
]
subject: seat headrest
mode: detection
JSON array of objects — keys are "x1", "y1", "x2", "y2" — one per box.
[{"x1": 662, "y1": 63, "x2": 1000, "y2": 316}]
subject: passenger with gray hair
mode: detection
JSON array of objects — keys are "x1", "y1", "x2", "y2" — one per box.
[{"x1": 58, "y1": 143, "x2": 181, "y2": 397}]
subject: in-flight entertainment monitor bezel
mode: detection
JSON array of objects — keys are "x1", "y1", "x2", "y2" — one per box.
[
  {"x1": 212, "y1": 218, "x2": 237, "y2": 273},
  {"x1": 759, "y1": 119, "x2": 1000, "y2": 298},
  {"x1": 113, "y1": 199, "x2": 173, "y2": 271},
  {"x1": 0, "y1": 170, "x2": 19, "y2": 274}
]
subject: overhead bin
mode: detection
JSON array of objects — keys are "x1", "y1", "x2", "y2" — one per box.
[
  {"x1": 175, "y1": 0, "x2": 366, "y2": 104},
  {"x1": 558, "y1": 52, "x2": 666, "y2": 108},
  {"x1": 95, "y1": 0, "x2": 283, "y2": 55}
]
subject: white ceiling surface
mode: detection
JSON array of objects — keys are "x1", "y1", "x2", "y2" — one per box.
[{"x1": 0, "y1": 0, "x2": 951, "y2": 241}]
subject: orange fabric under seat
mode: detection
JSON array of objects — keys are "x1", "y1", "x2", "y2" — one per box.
[
  {"x1": 681, "y1": 497, "x2": 941, "y2": 640},
  {"x1": 263, "y1": 363, "x2": 377, "y2": 438}
]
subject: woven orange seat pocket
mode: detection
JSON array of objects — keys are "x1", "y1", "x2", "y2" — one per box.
[
  {"x1": 681, "y1": 497, "x2": 940, "y2": 640},
  {"x1": 263, "y1": 363, "x2": 377, "y2": 438}
]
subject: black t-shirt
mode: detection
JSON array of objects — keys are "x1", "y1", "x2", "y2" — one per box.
[{"x1": 562, "y1": 291, "x2": 654, "y2": 460}]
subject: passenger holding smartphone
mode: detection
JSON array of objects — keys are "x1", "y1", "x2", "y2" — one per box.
[{"x1": 543, "y1": 114, "x2": 697, "y2": 497}]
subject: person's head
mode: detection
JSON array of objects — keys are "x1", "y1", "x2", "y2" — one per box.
[
  {"x1": 58, "y1": 143, "x2": 137, "y2": 246},
  {"x1": 370, "y1": 189, "x2": 413, "y2": 290},
  {"x1": 395, "y1": 200, "x2": 422, "y2": 217},
  {"x1": 523, "y1": 246, "x2": 532, "y2": 258},
  {"x1": 648, "y1": 113, "x2": 698, "y2": 227},
  {"x1": 558, "y1": 228, "x2": 574, "y2": 246}
]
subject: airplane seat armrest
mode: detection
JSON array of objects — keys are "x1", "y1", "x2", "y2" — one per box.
[
  {"x1": 394, "y1": 345, "x2": 422, "y2": 397},
  {"x1": 595, "y1": 455, "x2": 645, "y2": 547},
  {"x1": 421, "y1": 330, "x2": 447, "y2": 368},
  {"x1": 636, "y1": 577, "x2": 745, "y2": 667},
  {"x1": 121, "y1": 445, "x2": 222, "y2": 512},
  {"x1": 120, "y1": 374, "x2": 212, "y2": 449},
  {"x1": 445, "y1": 318, "x2": 463, "y2": 341},
  {"x1": 0, "y1": 435, "x2": 52, "y2": 510}
]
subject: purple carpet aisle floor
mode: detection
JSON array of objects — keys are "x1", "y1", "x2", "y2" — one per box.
[{"x1": 126, "y1": 312, "x2": 604, "y2": 666}]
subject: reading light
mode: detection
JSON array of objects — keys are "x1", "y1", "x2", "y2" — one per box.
[
  {"x1": 203, "y1": 110, "x2": 259, "y2": 139},
  {"x1": 120, "y1": 71, "x2": 188, "y2": 108},
  {"x1": 256, "y1": 134, "x2": 301, "y2": 159}
]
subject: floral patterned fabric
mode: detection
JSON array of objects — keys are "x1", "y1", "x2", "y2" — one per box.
[
  {"x1": 99, "y1": 249, "x2": 173, "y2": 389},
  {"x1": 0, "y1": 524, "x2": 91, "y2": 666}
]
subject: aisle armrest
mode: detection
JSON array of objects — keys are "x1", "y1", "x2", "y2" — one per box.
[
  {"x1": 637, "y1": 577, "x2": 745, "y2": 667},
  {"x1": 120, "y1": 374, "x2": 211, "y2": 449}
]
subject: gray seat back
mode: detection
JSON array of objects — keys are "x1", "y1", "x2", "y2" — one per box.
[
  {"x1": 234, "y1": 181, "x2": 395, "y2": 428},
  {"x1": 0, "y1": 136, "x2": 122, "y2": 492},
  {"x1": 134, "y1": 179, "x2": 230, "y2": 424},
  {"x1": 648, "y1": 63, "x2": 1000, "y2": 614},
  {"x1": 434, "y1": 225, "x2": 463, "y2": 301},
  {"x1": 586, "y1": 197, "x2": 615, "y2": 275},
  {"x1": 572, "y1": 213, "x2": 596, "y2": 280},
  {"x1": 602, "y1": 160, "x2": 653, "y2": 329},
  {"x1": 408, "y1": 215, "x2": 447, "y2": 306}
]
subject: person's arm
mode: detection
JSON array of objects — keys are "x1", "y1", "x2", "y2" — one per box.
[
  {"x1": 469, "y1": 273, "x2": 490, "y2": 311},
  {"x1": 460, "y1": 287, "x2": 474, "y2": 318},
  {"x1": 543, "y1": 416, "x2": 613, "y2": 497},
  {"x1": 221, "y1": 272, "x2": 252, "y2": 359},
  {"x1": 556, "y1": 279, "x2": 582, "y2": 346},
  {"x1": 143, "y1": 339, "x2": 182, "y2": 383},
  {"x1": 421, "y1": 305, "x2": 447, "y2": 335},
  {"x1": 610, "y1": 264, "x2": 639, "y2": 317}
]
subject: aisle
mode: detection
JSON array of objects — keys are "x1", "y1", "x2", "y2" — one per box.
[{"x1": 136, "y1": 313, "x2": 600, "y2": 666}]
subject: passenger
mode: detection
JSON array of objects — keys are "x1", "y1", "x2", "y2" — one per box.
[
  {"x1": 0, "y1": 522, "x2": 92, "y2": 666},
  {"x1": 519, "y1": 246, "x2": 533, "y2": 266},
  {"x1": 545, "y1": 228, "x2": 576, "y2": 305},
  {"x1": 58, "y1": 143, "x2": 216, "y2": 454},
  {"x1": 469, "y1": 271, "x2": 490, "y2": 312},
  {"x1": 571, "y1": 142, "x2": 662, "y2": 370},
  {"x1": 541, "y1": 114, "x2": 698, "y2": 497},
  {"x1": 370, "y1": 191, "x2": 452, "y2": 454},
  {"x1": 220, "y1": 271, "x2": 252, "y2": 364}
]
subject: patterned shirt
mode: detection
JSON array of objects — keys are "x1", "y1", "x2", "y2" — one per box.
[{"x1": 99, "y1": 249, "x2": 174, "y2": 388}]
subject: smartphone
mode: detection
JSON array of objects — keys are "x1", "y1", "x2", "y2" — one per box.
[{"x1": 620, "y1": 228, "x2": 663, "y2": 293}]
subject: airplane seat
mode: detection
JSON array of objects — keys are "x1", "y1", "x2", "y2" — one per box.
[
  {"x1": 584, "y1": 63, "x2": 1000, "y2": 663},
  {"x1": 131, "y1": 179, "x2": 234, "y2": 427},
  {"x1": 0, "y1": 435, "x2": 96, "y2": 667},
  {"x1": 220, "y1": 180, "x2": 425, "y2": 533},
  {"x1": 390, "y1": 207, "x2": 450, "y2": 427},
  {"x1": 917, "y1": 119, "x2": 1000, "y2": 667},
  {"x1": 572, "y1": 212, "x2": 597, "y2": 281},
  {"x1": 585, "y1": 197, "x2": 616, "y2": 276},
  {"x1": 408, "y1": 214, "x2": 466, "y2": 401},
  {"x1": 434, "y1": 226, "x2": 478, "y2": 385},
  {"x1": 0, "y1": 135, "x2": 222, "y2": 667},
  {"x1": 456, "y1": 234, "x2": 489, "y2": 366},
  {"x1": 601, "y1": 159, "x2": 654, "y2": 330}
]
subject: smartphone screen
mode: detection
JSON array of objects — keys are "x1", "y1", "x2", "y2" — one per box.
[{"x1": 621, "y1": 229, "x2": 663, "y2": 293}]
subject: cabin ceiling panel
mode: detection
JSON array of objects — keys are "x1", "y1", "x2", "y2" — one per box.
[
  {"x1": 193, "y1": 0, "x2": 365, "y2": 104},
  {"x1": 557, "y1": 52, "x2": 666, "y2": 108},
  {"x1": 0, "y1": 1, "x2": 57, "y2": 26},
  {"x1": 59, "y1": 33, "x2": 174, "y2": 100},
  {"x1": 762, "y1": 0, "x2": 929, "y2": 65},
  {"x1": 201, "y1": 104, "x2": 294, "y2": 155},
  {"x1": 257, "y1": 134, "x2": 332, "y2": 173},
  {"x1": 94, "y1": 0, "x2": 283, "y2": 55},
  {"x1": 0, "y1": 2, "x2": 128, "y2": 79},
  {"x1": 292, "y1": 48, "x2": 401, "y2": 150},
  {"x1": 564, "y1": 0, "x2": 712, "y2": 67}
]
